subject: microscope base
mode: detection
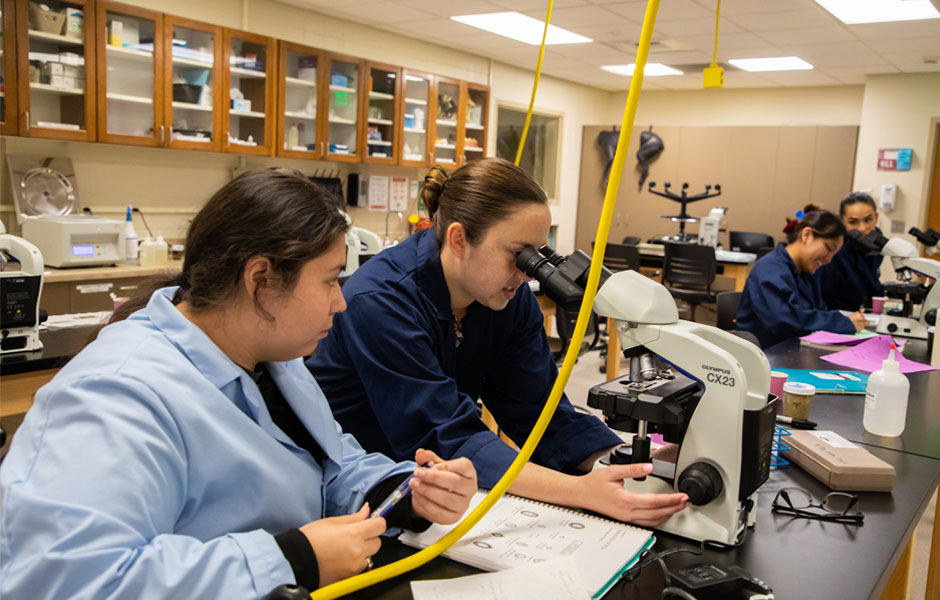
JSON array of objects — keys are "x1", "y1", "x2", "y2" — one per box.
[{"x1": 876, "y1": 314, "x2": 929, "y2": 340}]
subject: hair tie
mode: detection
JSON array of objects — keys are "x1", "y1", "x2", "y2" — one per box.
[
  {"x1": 782, "y1": 220, "x2": 797, "y2": 234},
  {"x1": 175, "y1": 271, "x2": 190, "y2": 289}
]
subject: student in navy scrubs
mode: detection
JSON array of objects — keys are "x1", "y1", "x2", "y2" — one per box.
[
  {"x1": 814, "y1": 192, "x2": 884, "y2": 311},
  {"x1": 736, "y1": 209, "x2": 867, "y2": 348},
  {"x1": 309, "y1": 157, "x2": 689, "y2": 527}
]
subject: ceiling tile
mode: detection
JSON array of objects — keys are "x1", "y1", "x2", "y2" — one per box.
[
  {"x1": 656, "y1": 17, "x2": 743, "y2": 37},
  {"x1": 849, "y1": 20, "x2": 940, "y2": 41},
  {"x1": 775, "y1": 41, "x2": 873, "y2": 58},
  {"x1": 727, "y1": 9, "x2": 833, "y2": 32},
  {"x1": 604, "y1": 0, "x2": 712, "y2": 22},
  {"x1": 865, "y1": 37, "x2": 940, "y2": 55},
  {"x1": 752, "y1": 70, "x2": 841, "y2": 87},
  {"x1": 823, "y1": 66, "x2": 900, "y2": 84},
  {"x1": 881, "y1": 52, "x2": 940, "y2": 71},
  {"x1": 324, "y1": 2, "x2": 429, "y2": 25},
  {"x1": 383, "y1": 17, "x2": 480, "y2": 38},
  {"x1": 683, "y1": 32, "x2": 774, "y2": 53},
  {"x1": 399, "y1": 0, "x2": 504, "y2": 19},
  {"x1": 563, "y1": 22, "x2": 650, "y2": 43},
  {"x1": 808, "y1": 54, "x2": 892, "y2": 69},
  {"x1": 486, "y1": 0, "x2": 591, "y2": 10},
  {"x1": 758, "y1": 26, "x2": 857, "y2": 47},
  {"x1": 521, "y1": 5, "x2": 630, "y2": 28},
  {"x1": 716, "y1": 0, "x2": 820, "y2": 18}
]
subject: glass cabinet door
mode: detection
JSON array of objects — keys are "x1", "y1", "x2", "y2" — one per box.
[
  {"x1": 462, "y1": 84, "x2": 488, "y2": 164},
  {"x1": 97, "y1": 1, "x2": 161, "y2": 146},
  {"x1": 432, "y1": 77, "x2": 460, "y2": 165},
  {"x1": 277, "y1": 41, "x2": 321, "y2": 159},
  {"x1": 325, "y1": 54, "x2": 360, "y2": 161},
  {"x1": 1, "y1": 0, "x2": 18, "y2": 134},
  {"x1": 223, "y1": 29, "x2": 273, "y2": 155},
  {"x1": 17, "y1": 0, "x2": 96, "y2": 140},
  {"x1": 399, "y1": 70, "x2": 431, "y2": 167},
  {"x1": 166, "y1": 16, "x2": 219, "y2": 151},
  {"x1": 363, "y1": 63, "x2": 398, "y2": 164}
]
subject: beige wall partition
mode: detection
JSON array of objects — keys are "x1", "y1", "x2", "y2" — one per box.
[{"x1": 575, "y1": 124, "x2": 859, "y2": 254}]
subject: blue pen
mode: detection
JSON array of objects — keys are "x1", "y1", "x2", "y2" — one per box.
[{"x1": 369, "y1": 462, "x2": 433, "y2": 519}]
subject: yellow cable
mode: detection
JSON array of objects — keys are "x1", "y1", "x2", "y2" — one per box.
[
  {"x1": 514, "y1": 0, "x2": 554, "y2": 167},
  {"x1": 310, "y1": 1, "x2": 661, "y2": 597},
  {"x1": 711, "y1": 0, "x2": 721, "y2": 67}
]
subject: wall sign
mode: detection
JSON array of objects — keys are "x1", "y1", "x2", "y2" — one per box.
[{"x1": 877, "y1": 148, "x2": 912, "y2": 171}]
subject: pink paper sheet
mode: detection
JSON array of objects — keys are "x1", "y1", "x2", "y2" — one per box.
[
  {"x1": 820, "y1": 334, "x2": 935, "y2": 374},
  {"x1": 800, "y1": 331, "x2": 871, "y2": 345}
]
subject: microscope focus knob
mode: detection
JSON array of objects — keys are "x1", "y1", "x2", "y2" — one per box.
[
  {"x1": 925, "y1": 308, "x2": 936, "y2": 327},
  {"x1": 886, "y1": 322, "x2": 898, "y2": 333},
  {"x1": 677, "y1": 462, "x2": 723, "y2": 506}
]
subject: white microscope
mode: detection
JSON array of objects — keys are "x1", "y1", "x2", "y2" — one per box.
[
  {"x1": 0, "y1": 222, "x2": 45, "y2": 354},
  {"x1": 851, "y1": 228, "x2": 939, "y2": 340},
  {"x1": 517, "y1": 246, "x2": 775, "y2": 545}
]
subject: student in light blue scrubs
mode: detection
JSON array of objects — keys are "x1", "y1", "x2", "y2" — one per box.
[
  {"x1": 0, "y1": 170, "x2": 476, "y2": 599},
  {"x1": 736, "y1": 209, "x2": 867, "y2": 348},
  {"x1": 815, "y1": 192, "x2": 884, "y2": 311},
  {"x1": 309, "y1": 158, "x2": 689, "y2": 527}
]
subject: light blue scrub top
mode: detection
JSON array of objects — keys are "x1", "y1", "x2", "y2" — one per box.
[{"x1": 0, "y1": 287, "x2": 413, "y2": 599}]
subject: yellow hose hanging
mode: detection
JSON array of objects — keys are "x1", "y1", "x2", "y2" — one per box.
[
  {"x1": 310, "y1": 1, "x2": 661, "y2": 597},
  {"x1": 514, "y1": 1, "x2": 554, "y2": 167}
]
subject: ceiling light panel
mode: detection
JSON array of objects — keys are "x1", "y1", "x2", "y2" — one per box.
[
  {"x1": 601, "y1": 63, "x2": 684, "y2": 76},
  {"x1": 814, "y1": 0, "x2": 940, "y2": 25},
  {"x1": 451, "y1": 12, "x2": 592, "y2": 45},
  {"x1": 728, "y1": 56, "x2": 814, "y2": 72}
]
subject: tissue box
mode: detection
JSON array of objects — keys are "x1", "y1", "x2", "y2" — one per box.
[{"x1": 781, "y1": 430, "x2": 895, "y2": 491}]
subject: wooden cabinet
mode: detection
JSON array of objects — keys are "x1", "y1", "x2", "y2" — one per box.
[
  {"x1": 322, "y1": 52, "x2": 362, "y2": 162},
  {"x1": 276, "y1": 40, "x2": 322, "y2": 159},
  {"x1": 222, "y1": 27, "x2": 274, "y2": 155},
  {"x1": 362, "y1": 61, "x2": 399, "y2": 164},
  {"x1": 95, "y1": 1, "x2": 162, "y2": 146},
  {"x1": 431, "y1": 75, "x2": 460, "y2": 167},
  {"x1": 163, "y1": 15, "x2": 220, "y2": 151},
  {"x1": 397, "y1": 69, "x2": 432, "y2": 167},
  {"x1": 462, "y1": 82, "x2": 488, "y2": 165},
  {"x1": 1, "y1": 0, "x2": 18, "y2": 134},
  {"x1": 14, "y1": 0, "x2": 96, "y2": 141}
]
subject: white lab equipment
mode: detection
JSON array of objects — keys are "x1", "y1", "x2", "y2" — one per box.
[
  {"x1": 0, "y1": 233, "x2": 44, "y2": 354},
  {"x1": 698, "y1": 207, "x2": 727, "y2": 248},
  {"x1": 22, "y1": 214, "x2": 125, "y2": 268}
]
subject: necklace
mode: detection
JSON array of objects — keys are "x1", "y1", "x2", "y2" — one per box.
[{"x1": 453, "y1": 315, "x2": 464, "y2": 347}]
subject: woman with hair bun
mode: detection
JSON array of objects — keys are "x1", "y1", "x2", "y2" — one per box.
[
  {"x1": 736, "y1": 209, "x2": 867, "y2": 348},
  {"x1": 308, "y1": 157, "x2": 689, "y2": 527},
  {"x1": 814, "y1": 192, "x2": 884, "y2": 311},
  {"x1": 0, "y1": 169, "x2": 476, "y2": 599}
]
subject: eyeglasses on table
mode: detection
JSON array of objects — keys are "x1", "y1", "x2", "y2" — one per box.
[{"x1": 771, "y1": 487, "x2": 864, "y2": 524}]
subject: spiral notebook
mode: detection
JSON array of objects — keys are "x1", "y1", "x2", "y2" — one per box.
[{"x1": 399, "y1": 490, "x2": 654, "y2": 599}]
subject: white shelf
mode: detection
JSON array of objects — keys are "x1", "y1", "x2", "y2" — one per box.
[
  {"x1": 173, "y1": 133, "x2": 211, "y2": 142},
  {"x1": 436, "y1": 158, "x2": 455, "y2": 164},
  {"x1": 405, "y1": 97, "x2": 427, "y2": 106},
  {"x1": 404, "y1": 127, "x2": 427, "y2": 134},
  {"x1": 369, "y1": 91, "x2": 394, "y2": 100},
  {"x1": 403, "y1": 153, "x2": 424, "y2": 161},
  {"x1": 230, "y1": 66, "x2": 265, "y2": 78},
  {"x1": 329, "y1": 117, "x2": 356, "y2": 125},
  {"x1": 329, "y1": 84, "x2": 357, "y2": 93},
  {"x1": 367, "y1": 139, "x2": 392, "y2": 146},
  {"x1": 436, "y1": 119, "x2": 457, "y2": 127},
  {"x1": 30, "y1": 82, "x2": 84, "y2": 95},
  {"x1": 173, "y1": 56, "x2": 213, "y2": 69},
  {"x1": 435, "y1": 143, "x2": 456, "y2": 150},
  {"x1": 284, "y1": 111, "x2": 317, "y2": 120},
  {"x1": 28, "y1": 30, "x2": 83, "y2": 45},
  {"x1": 286, "y1": 77, "x2": 317, "y2": 88},
  {"x1": 106, "y1": 92, "x2": 153, "y2": 105},
  {"x1": 172, "y1": 101, "x2": 212, "y2": 112},
  {"x1": 106, "y1": 45, "x2": 153, "y2": 62},
  {"x1": 36, "y1": 121, "x2": 80, "y2": 130},
  {"x1": 464, "y1": 146, "x2": 484, "y2": 152},
  {"x1": 368, "y1": 118, "x2": 393, "y2": 125},
  {"x1": 231, "y1": 110, "x2": 266, "y2": 118},
  {"x1": 466, "y1": 123, "x2": 484, "y2": 131}
]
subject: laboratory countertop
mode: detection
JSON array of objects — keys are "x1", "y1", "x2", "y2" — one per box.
[
  {"x1": 636, "y1": 242, "x2": 756, "y2": 264},
  {"x1": 43, "y1": 260, "x2": 183, "y2": 284}
]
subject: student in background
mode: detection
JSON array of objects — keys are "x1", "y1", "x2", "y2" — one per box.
[
  {"x1": 736, "y1": 209, "x2": 867, "y2": 348},
  {"x1": 814, "y1": 192, "x2": 884, "y2": 311},
  {"x1": 308, "y1": 157, "x2": 689, "y2": 527},
  {"x1": 0, "y1": 170, "x2": 476, "y2": 599}
]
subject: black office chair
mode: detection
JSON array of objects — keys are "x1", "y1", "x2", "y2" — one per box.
[
  {"x1": 729, "y1": 231, "x2": 775, "y2": 254},
  {"x1": 662, "y1": 242, "x2": 718, "y2": 322},
  {"x1": 756, "y1": 245, "x2": 775, "y2": 259},
  {"x1": 716, "y1": 291, "x2": 742, "y2": 331},
  {"x1": 621, "y1": 236, "x2": 641, "y2": 246},
  {"x1": 553, "y1": 305, "x2": 599, "y2": 363},
  {"x1": 592, "y1": 242, "x2": 640, "y2": 273}
]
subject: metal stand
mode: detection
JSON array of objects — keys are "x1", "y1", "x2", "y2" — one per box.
[{"x1": 648, "y1": 181, "x2": 721, "y2": 242}]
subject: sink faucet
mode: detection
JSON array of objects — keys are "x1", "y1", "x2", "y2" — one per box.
[{"x1": 384, "y1": 211, "x2": 403, "y2": 247}]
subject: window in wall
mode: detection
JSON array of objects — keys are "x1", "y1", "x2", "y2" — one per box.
[{"x1": 495, "y1": 107, "x2": 559, "y2": 200}]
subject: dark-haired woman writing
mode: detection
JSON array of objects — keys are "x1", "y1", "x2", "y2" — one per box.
[
  {"x1": 308, "y1": 157, "x2": 689, "y2": 527},
  {"x1": 0, "y1": 169, "x2": 476, "y2": 599},
  {"x1": 736, "y1": 209, "x2": 867, "y2": 348},
  {"x1": 814, "y1": 192, "x2": 884, "y2": 311}
]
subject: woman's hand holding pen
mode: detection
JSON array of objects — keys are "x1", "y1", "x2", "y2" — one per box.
[
  {"x1": 849, "y1": 308, "x2": 868, "y2": 332},
  {"x1": 409, "y1": 448, "x2": 477, "y2": 524}
]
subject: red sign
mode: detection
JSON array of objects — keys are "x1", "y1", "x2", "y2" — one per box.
[{"x1": 878, "y1": 148, "x2": 897, "y2": 170}]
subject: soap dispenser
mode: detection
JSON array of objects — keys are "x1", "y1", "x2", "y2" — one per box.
[{"x1": 863, "y1": 344, "x2": 909, "y2": 437}]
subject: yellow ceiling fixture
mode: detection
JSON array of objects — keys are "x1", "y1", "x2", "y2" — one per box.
[{"x1": 704, "y1": 0, "x2": 723, "y2": 88}]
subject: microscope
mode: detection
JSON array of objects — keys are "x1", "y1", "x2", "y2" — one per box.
[
  {"x1": 849, "y1": 228, "x2": 939, "y2": 340},
  {"x1": 517, "y1": 246, "x2": 775, "y2": 545},
  {"x1": 0, "y1": 225, "x2": 45, "y2": 354}
]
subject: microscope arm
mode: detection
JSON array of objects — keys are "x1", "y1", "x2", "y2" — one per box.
[{"x1": 893, "y1": 256, "x2": 940, "y2": 282}]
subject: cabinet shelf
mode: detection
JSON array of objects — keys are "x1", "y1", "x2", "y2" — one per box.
[
  {"x1": 465, "y1": 123, "x2": 484, "y2": 131},
  {"x1": 286, "y1": 77, "x2": 317, "y2": 88},
  {"x1": 435, "y1": 143, "x2": 456, "y2": 150},
  {"x1": 369, "y1": 91, "x2": 394, "y2": 100},
  {"x1": 30, "y1": 82, "x2": 84, "y2": 95},
  {"x1": 368, "y1": 118, "x2": 393, "y2": 125},
  {"x1": 230, "y1": 66, "x2": 265, "y2": 78},
  {"x1": 367, "y1": 139, "x2": 392, "y2": 146},
  {"x1": 28, "y1": 30, "x2": 84, "y2": 45},
  {"x1": 106, "y1": 92, "x2": 153, "y2": 105},
  {"x1": 404, "y1": 127, "x2": 426, "y2": 134},
  {"x1": 464, "y1": 146, "x2": 484, "y2": 152},
  {"x1": 106, "y1": 45, "x2": 154, "y2": 62},
  {"x1": 436, "y1": 119, "x2": 457, "y2": 127},
  {"x1": 172, "y1": 101, "x2": 213, "y2": 112},
  {"x1": 405, "y1": 97, "x2": 427, "y2": 106},
  {"x1": 329, "y1": 84, "x2": 357, "y2": 93},
  {"x1": 328, "y1": 117, "x2": 356, "y2": 125},
  {"x1": 284, "y1": 111, "x2": 316, "y2": 120},
  {"x1": 230, "y1": 110, "x2": 266, "y2": 118},
  {"x1": 172, "y1": 56, "x2": 214, "y2": 69}
]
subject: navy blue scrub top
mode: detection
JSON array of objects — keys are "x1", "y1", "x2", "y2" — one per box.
[
  {"x1": 307, "y1": 229, "x2": 621, "y2": 488},
  {"x1": 814, "y1": 232, "x2": 884, "y2": 311},
  {"x1": 736, "y1": 244, "x2": 855, "y2": 348}
]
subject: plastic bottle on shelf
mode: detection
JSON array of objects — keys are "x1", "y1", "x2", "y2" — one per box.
[
  {"x1": 124, "y1": 205, "x2": 139, "y2": 264},
  {"x1": 288, "y1": 124, "x2": 299, "y2": 148},
  {"x1": 154, "y1": 234, "x2": 169, "y2": 267},
  {"x1": 138, "y1": 236, "x2": 157, "y2": 267},
  {"x1": 863, "y1": 344, "x2": 909, "y2": 437}
]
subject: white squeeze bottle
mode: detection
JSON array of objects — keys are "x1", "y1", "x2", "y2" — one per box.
[
  {"x1": 154, "y1": 234, "x2": 169, "y2": 267},
  {"x1": 138, "y1": 237, "x2": 157, "y2": 267},
  {"x1": 124, "y1": 205, "x2": 139, "y2": 263},
  {"x1": 863, "y1": 344, "x2": 909, "y2": 437}
]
